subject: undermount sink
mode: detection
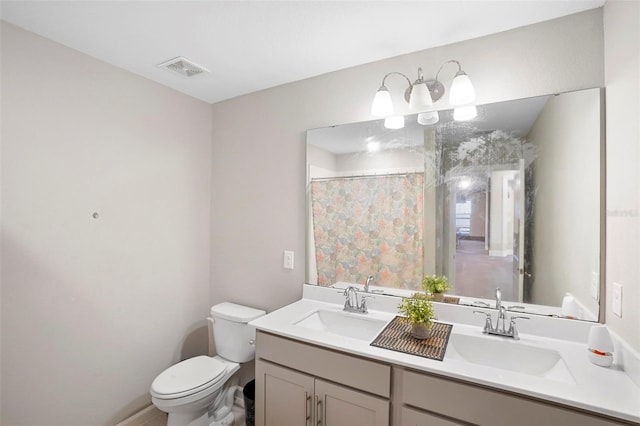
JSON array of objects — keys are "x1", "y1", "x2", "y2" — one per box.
[
  {"x1": 294, "y1": 309, "x2": 388, "y2": 341},
  {"x1": 447, "y1": 332, "x2": 574, "y2": 383}
]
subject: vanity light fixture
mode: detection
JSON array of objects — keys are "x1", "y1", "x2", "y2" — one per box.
[
  {"x1": 417, "y1": 111, "x2": 439, "y2": 125},
  {"x1": 371, "y1": 60, "x2": 476, "y2": 129}
]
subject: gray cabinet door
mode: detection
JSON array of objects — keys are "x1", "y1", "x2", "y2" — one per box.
[
  {"x1": 315, "y1": 379, "x2": 390, "y2": 426},
  {"x1": 257, "y1": 360, "x2": 314, "y2": 426},
  {"x1": 400, "y1": 406, "x2": 468, "y2": 426}
]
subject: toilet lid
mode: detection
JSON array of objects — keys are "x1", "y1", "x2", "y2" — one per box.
[{"x1": 151, "y1": 356, "x2": 226, "y2": 398}]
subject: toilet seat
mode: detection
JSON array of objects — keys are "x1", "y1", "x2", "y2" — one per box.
[{"x1": 151, "y1": 356, "x2": 227, "y2": 400}]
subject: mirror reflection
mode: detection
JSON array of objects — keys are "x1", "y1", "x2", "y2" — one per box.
[{"x1": 306, "y1": 88, "x2": 603, "y2": 321}]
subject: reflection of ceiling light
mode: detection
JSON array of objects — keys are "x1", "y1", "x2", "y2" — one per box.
[
  {"x1": 367, "y1": 141, "x2": 381, "y2": 152},
  {"x1": 384, "y1": 115, "x2": 404, "y2": 129},
  {"x1": 453, "y1": 105, "x2": 477, "y2": 121},
  {"x1": 458, "y1": 178, "x2": 471, "y2": 189}
]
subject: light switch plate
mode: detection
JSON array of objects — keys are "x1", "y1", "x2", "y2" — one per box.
[
  {"x1": 283, "y1": 250, "x2": 294, "y2": 270},
  {"x1": 612, "y1": 282, "x2": 622, "y2": 317},
  {"x1": 591, "y1": 272, "x2": 599, "y2": 301}
]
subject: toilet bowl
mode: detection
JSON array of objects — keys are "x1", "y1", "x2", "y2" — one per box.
[{"x1": 150, "y1": 303, "x2": 266, "y2": 426}]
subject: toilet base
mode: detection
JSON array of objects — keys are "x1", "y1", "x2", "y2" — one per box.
[
  {"x1": 167, "y1": 410, "x2": 208, "y2": 426},
  {"x1": 210, "y1": 411, "x2": 234, "y2": 426}
]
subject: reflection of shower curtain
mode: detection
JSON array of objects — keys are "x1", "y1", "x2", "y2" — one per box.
[{"x1": 310, "y1": 173, "x2": 424, "y2": 290}]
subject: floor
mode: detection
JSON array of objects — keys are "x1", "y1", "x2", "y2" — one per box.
[
  {"x1": 454, "y1": 239, "x2": 515, "y2": 301},
  {"x1": 117, "y1": 406, "x2": 167, "y2": 426},
  {"x1": 137, "y1": 410, "x2": 167, "y2": 426},
  {"x1": 120, "y1": 401, "x2": 247, "y2": 426}
]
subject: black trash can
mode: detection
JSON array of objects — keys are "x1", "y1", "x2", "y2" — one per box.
[{"x1": 243, "y1": 379, "x2": 256, "y2": 426}]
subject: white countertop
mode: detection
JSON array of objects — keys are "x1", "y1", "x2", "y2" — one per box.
[{"x1": 250, "y1": 288, "x2": 640, "y2": 423}]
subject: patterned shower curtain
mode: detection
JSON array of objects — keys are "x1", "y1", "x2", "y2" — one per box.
[{"x1": 310, "y1": 173, "x2": 424, "y2": 290}]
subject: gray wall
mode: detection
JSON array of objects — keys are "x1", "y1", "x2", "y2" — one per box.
[
  {"x1": 604, "y1": 0, "x2": 640, "y2": 351},
  {"x1": 1, "y1": 22, "x2": 213, "y2": 425}
]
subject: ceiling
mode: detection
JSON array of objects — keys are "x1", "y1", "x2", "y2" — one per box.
[{"x1": 0, "y1": 1, "x2": 604, "y2": 104}]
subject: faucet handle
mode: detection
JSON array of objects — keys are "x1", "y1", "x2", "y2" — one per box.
[
  {"x1": 359, "y1": 296, "x2": 372, "y2": 313},
  {"x1": 473, "y1": 310, "x2": 493, "y2": 334},
  {"x1": 508, "y1": 316, "x2": 530, "y2": 340}
]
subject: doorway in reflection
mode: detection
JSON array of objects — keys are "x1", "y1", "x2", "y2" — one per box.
[{"x1": 449, "y1": 171, "x2": 520, "y2": 301}]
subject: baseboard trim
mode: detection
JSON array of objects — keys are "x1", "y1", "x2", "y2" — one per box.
[{"x1": 115, "y1": 405, "x2": 161, "y2": 426}]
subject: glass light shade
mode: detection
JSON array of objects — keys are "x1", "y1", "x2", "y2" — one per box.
[
  {"x1": 371, "y1": 86, "x2": 393, "y2": 116},
  {"x1": 417, "y1": 111, "x2": 439, "y2": 125},
  {"x1": 453, "y1": 105, "x2": 477, "y2": 121},
  {"x1": 449, "y1": 71, "x2": 476, "y2": 106},
  {"x1": 384, "y1": 115, "x2": 404, "y2": 129},
  {"x1": 409, "y1": 82, "x2": 433, "y2": 110}
]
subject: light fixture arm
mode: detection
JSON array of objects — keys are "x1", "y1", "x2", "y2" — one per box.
[
  {"x1": 435, "y1": 59, "x2": 463, "y2": 82},
  {"x1": 378, "y1": 71, "x2": 413, "y2": 103},
  {"x1": 380, "y1": 71, "x2": 412, "y2": 89}
]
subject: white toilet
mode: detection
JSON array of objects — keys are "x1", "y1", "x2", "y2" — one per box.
[{"x1": 150, "y1": 302, "x2": 266, "y2": 426}]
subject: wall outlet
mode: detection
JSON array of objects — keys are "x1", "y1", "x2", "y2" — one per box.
[
  {"x1": 283, "y1": 250, "x2": 294, "y2": 270},
  {"x1": 590, "y1": 272, "x2": 599, "y2": 301},
  {"x1": 612, "y1": 282, "x2": 623, "y2": 317}
]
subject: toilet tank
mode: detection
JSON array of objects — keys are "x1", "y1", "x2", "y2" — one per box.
[{"x1": 210, "y1": 302, "x2": 266, "y2": 363}]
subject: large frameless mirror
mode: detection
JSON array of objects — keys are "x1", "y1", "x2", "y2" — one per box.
[{"x1": 306, "y1": 87, "x2": 603, "y2": 321}]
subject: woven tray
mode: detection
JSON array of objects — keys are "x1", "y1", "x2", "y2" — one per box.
[{"x1": 370, "y1": 316, "x2": 453, "y2": 361}]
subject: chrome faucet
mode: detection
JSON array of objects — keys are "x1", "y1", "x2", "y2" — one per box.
[
  {"x1": 364, "y1": 276, "x2": 374, "y2": 292},
  {"x1": 473, "y1": 310, "x2": 529, "y2": 339},
  {"x1": 498, "y1": 305, "x2": 507, "y2": 335},
  {"x1": 472, "y1": 288, "x2": 530, "y2": 339},
  {"x1": 343, "y1": 286, "x2": 369, "y2": 314}
]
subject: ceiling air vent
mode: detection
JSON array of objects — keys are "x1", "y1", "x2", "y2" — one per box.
[{"x1": 157, "y1": 56, "x2": 209, "y2": 78}]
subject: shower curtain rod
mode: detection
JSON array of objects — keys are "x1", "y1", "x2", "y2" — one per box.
[{"x1": 310, "y1": 171, "x2": 423, "y2": 182}]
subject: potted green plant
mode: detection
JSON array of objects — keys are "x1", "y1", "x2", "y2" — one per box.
[
  {"x1": 398, "y1": 292, "x2": 435, "y2": 339},
  {"x1": 422, "y1": 275, "x2": 450, "y2": 302}
]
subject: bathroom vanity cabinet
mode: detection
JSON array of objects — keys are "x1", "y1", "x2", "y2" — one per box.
[
  {"x1": 255, "y1": 331, "x2": 390, "y2": 426},
  {"x1": 396, "y1": 367, "x2": 629, "y2": 426},
  {"x1": 255, "y1": 330, "x2": 633, "y2": 426},
  {"x1": 257, "y1": 361, "x2": 389, "y2": 426}
]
